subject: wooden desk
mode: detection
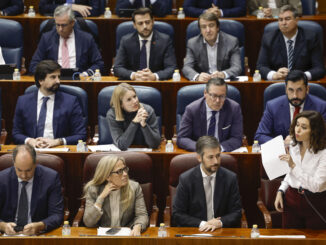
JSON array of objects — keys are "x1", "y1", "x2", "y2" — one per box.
[{"x1": 1, "y1": 227, "x2": 326, "y2": 245}]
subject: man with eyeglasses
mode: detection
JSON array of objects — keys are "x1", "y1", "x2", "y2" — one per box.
[
  {"x1": 177, "y1": 78, "x2": 243, "y2": 152},
  {"x1": 29, "y1": 5, "x2": 104, "y2": 75},
  {"x1": 256, "y1": 5, "x2": 325, "y2": 81},
  {"x1": 182, "y1": 11, "x2": 241, "y2": 82}
]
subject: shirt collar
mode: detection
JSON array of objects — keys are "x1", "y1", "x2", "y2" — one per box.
[
  {"x1": 138, "y1": 32, "x2": 153, "y2": 42},
  {"x1": 59, "y1": 29, "x2": 75, "y2": 41},
  {"x1": 18, "y1": 176, "x2": 34, "y2": 184},
  {"x1": 38, "y1": 89, "x2": 55, "y2": 102},
  {"x1": 283, "y1": 29, "x2": 298, "y2": 43},
  {"x1": 205, "y1": 101, "x2": 220, "y2": 113},
  {"x1": 203, "y1": 33, "x2": 219, "y2": 47},
  {"x1": 200, "y1": 164, "x2": 217, "y2": 178}
]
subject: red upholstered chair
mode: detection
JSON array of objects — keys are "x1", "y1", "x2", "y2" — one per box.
[
  {"x1": 164, "y1": 153, "x2": 247, "y2": 228},
  {"x1": 0, "y1": 153, "x2": 69, "y2": 221},
  {"x1": 72, "y1": 152, "x2": 158, "y2": 227}
]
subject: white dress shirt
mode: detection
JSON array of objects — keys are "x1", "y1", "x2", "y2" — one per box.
[
  {"x1": 129, "y1": 0, "x2": 157, "y2": 5},
  {"x1": 0, "y1": 46, "x2": 5, "y2": 65},
  {"x1": 279, "y1": 145, "x2": 326, "y2": 193},
  {"x1": 15, "y1": 177, "x2": 34, "y2": 224},
  {"x1": 37, "y1": 90, "x2": 55, "y2": 139},
  {"x1": 58, "y1": 31, "x2": 76, "y2": 69}
]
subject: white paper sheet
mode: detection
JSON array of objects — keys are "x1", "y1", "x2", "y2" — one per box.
[
  {"x1": 232, "y1": 146, "x2": 248, "y2": 153},
  {"x1": 127, "y1": 148, "x2": 152, "y2": 152},
  {"x1": 35, "y1": 148, "x2": 70, "y2": 152},
  {"x1": 261, "y1": 135, "x2": 290, "y2": 180},
  {"x1": 259, "y1": 235, "x2": 306, "y2": 238},
  {"x1": 88, "y1": 144, "x2": 121, "y2": 152},
  {"x1": 225, "y1": 76, "x2": 249, "y2": 82},
  {"x1": 97, "y1": 227, "x2": 131, "y2": 236}
]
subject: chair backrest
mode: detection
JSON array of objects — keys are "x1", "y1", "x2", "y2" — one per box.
[
  {"x1": 263, "y1": 82, "x2": 326, "y2": 109},
  {"x1": 24, "y1": 85, "x2": 88, "y2": 127},
  {"x1": 83, "y1": 152, "x2": 153, "y2": 215},
  {"x1": 185, "y1": 20, "x2": 245, "y2": 74},
  {"x1": 98, "y1": 85, "x2": 162, "y2": 144},
  {"x1": 0, "y1": 19, "x2": 23, "y2": 68},
  {"x1": 115, "y1": 21, "x2": 174, "y2": 52},
  {"x1": 301, "y1": 0, "x2": 316, "y2": 15},
  {"x1": 176, "y1": 84, "x2": 241, "y2": 132}
]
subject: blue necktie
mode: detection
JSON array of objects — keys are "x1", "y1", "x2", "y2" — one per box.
[
  {"x1": 17, "y1": 181, "x2": 28, "y2": 227},
  {"x1": 207, "y1": 111, "x2": 217, "y2": 136},
  {"x1": 36, "y1": 96, "x2": 49, "y2": 138},
  {"x1": 287, "y1": 40, "x2": 294, "y2": 70},
  {"x1": 139, "y1": 40, "x2": 148, "y2": 70}
]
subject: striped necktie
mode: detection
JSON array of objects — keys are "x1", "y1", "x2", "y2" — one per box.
[{"x1": 287, "y1": 40, "x2": 294, "y2": 70}]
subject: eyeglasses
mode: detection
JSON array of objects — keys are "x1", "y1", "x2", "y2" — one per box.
[
  {"x1": 207, "y1": 93, "x2": 226, "y2": 101},
  {"x1": 111, "y1": 166, "x2": 129, "y2": 176},
  {"x1": 55, "y1": 23, "x2": 70, "y2": 28}
]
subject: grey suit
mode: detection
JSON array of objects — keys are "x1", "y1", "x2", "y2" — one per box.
[
  {"x1": 248, "y1": 0, "x2": 302, "y2": 16},
  {"x1": 83, "y1": 180, "x2": 148, "y2": 231},
  {"x1": 182, "y1": 31, "x2": 241, "y2": 81}
]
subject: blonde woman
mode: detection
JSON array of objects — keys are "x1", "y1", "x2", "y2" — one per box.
[
  {"x1": 106, "y1": 83, "x2": 161, "y2": 150},
  {"x1": 83, "y1": 156, "x2": 149, "y2": 236}
]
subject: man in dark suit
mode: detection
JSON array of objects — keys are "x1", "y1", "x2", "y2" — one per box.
[
  {"x1": 0, "y1": 145, "x2": 63, "y2": 235},
  {"x1": 13, "y1": 60, "x2": 86, "y2": 148},
  {"x1": 255, "y1": 70, "x2": 326, "y2": 144},
  {"x1": 173, "y1": 136, "x2": 242, "y2": 229},
  {"x1": 183, "y1": 0, "x2": 246, "y2": 17},
  {"x1": 29, "y1": 5, "x2": 104, "y2": 74},
  {"x1": 0, "y1": 0, "x2": 23, "y2": 16},
  {"x1": 113, "y1": 7, "x2": 176, "y2": 81},
  {"x1": 116, "y1": 0, "x2": 171, "y2": 17},
  {"x1": 182, "y1": 12, "x2": 241, "y2": 82},
  {"x1": 256, "y1": 5, "x2": 325, "y2": 81},
  {"x1": 177, "y1": 78, "x2": 243, "y2": 152},
  {"x1": 39, "y1": 0, "x2": 102, "y2": 17}
]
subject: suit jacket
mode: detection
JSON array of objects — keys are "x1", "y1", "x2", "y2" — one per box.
[
  {"x1": 182, "y1": 32, "x2": 241, "y2": 81},
  {"x1": 172, "y1": 165, "x2": 242, "y2": 227},
  {"x1": 39, "y1": 0, "x2": 102, "y2": 16},
  {"x1": 12, "y1": 90, "x2": 86, "y2": 145},
  {"x1": 0, "y1": 165, "x2": 64, "y2": 232},
  {"x1": 113, "y1": 30, "x2": 177, "y2": 80},
  {"x1": 83, "y1": 180, "x2": 149, "y2": 231},
  {"x1": 255, "y1": 94, "x2": 326, "y2": 144},
  {"x1": 29, "y1": 28, "x2": 104, "y2": 74},
  {"x1": 256, "y1": 27, "x2": 326, "y2": 80},
  {"x1": 248, "y1": 0, "x2": 302, "y2": 16},
  {"x1": 115, "y1": 0, "x2": 171, "y2": 17},
  {"x1": 183, "y1": 0, "x2": 246, "y2": 17},
  {"x1": 0, "y1": 0, "x2": 23, "y2": 15},
  {"x1": 177, "y1": 97, "x2": 243, "y2": 152}
]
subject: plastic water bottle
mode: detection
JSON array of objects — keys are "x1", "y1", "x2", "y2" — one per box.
[
  {"x1": 13, "y1": 68, "x2": 21, "y2": 80},
  {"x1": 253, "y1": 70, "x2": 261, "y2": 82},
  {"x1": 28, "y1": 6, "x2": 36, "y2": 17},
  {"x1": 257, "y1": 7, "x2": 264, "y2": 19},
  {"x1": 62, "y1": 221, "x2": 71, "y2": 236},
  {"x1": 250, "y1": 224, "x2": 260, "y2": 238},
  {"x1": 172, "y1": 69, "x2": 181, "y2": 82},
  {"x1": 158, "y1": 223, "x2": 167, "y2": 237},
  {"x1": 93, "y1": 69, "x2": 101, "y2": 81},
  {"x1": 177, "y1": 8, "x2": 185, "y2": 19},
  {"x1": 165, "y1": 140, "x2": 174, "y2": 152},
  {"x1": 104, "y1": 7, "x2": 112, "y2": 18},
  {"x1": 77, "y1": 140, "x2": 85, "y2": 152},
  {"x1": 252, "y1": 140, "x2": 261, "y2": 153}
]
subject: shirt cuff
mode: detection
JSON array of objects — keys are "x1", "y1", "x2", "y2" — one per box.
[
  {"x1": 129, "y1": 0, "x2": 135, "y2": 4},
  {"x1": 62, "y1": 138, "x2": 67, "y2": 145},
  {"x1": 267, "y1": 71, "x2": 276, "y2": 80},
  {"x1": 220, "y1": 9, "x2": 224, "y2": 17},
  {"x1": 150, "y1": 0, "x2": 157, "y2": 4},
  {"x1": 192, "y1": 74, "x2": 199, "y2": 81},
  {"x1": 199, "y1": 221, "x2": 207, "y2": 228},
  {"x1": 304, "y1": 71, "x2": 312, "y2": 80},
  {"x1": 154, "y1": 73, "x2": 159, "y2": 81},
  {"x1": 130, "y1": 72, "x2": 135, "y2": 80},
  {"x1": 223, "y1": 71, "x2": 229, "y2": 79},
  {"x1": 25, "y1": 137, "x2": 31, "y2": 144}
]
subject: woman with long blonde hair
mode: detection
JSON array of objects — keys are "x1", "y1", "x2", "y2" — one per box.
[{"x1": 83, "y1": 155, "x2": 148, "y2": 235}]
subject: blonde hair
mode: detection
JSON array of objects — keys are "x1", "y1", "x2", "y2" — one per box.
[
  {"x1": 83, "y1": 156, "x2": 133, "y2": 212},
  {"x1": 110, "y1": 83, "x2": 137, "y2": 121}
]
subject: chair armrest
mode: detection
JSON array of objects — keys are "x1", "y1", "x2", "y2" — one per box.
[
  {"x1": 72, "y1": 199, "x2": 85, "y2": 227},
  {"x1": 241, "y1": 208, "x2": 248, "y2": 228},
  {"x1": 0, "y1": 119, "x2": 7, "y2": 145},
  {"x1": 149, "y1": 206, "x2": 158, "y2": 227},
  {"x1": 257, "y1": 200, "x2": 272, "y2": 229}
]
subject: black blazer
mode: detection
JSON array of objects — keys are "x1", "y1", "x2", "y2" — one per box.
[{"x1": 0, "y1": 0, "x2": 23, "y2": 15}]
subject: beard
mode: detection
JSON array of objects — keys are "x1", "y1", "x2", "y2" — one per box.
[
  {"x1": 288, "y1": 97, "x2": 305, "y2": 107},
  {"x1": 47, "y1": 83, "x2": 60, "y2": 93}
]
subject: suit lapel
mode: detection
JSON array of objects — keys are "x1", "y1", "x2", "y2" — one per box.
[
  {"x1": 216, "y1": 32, "x2": 226, "y2": 71},
  {"x1": 276, "y1": 32, "x2": 288, "y2": 65},
  {"x1": 30, "y1": 166, "x2": 41, "y2": 219},
  {"x1": 200, "y1": 36, "x2": 209, "y2": 73},
  {"x1": 213, "y1": 168, "x2": 224, "y2": 217},
  {"x1": 218, "y1": 100, "x2": 227, "y2": 140},
  {"x1": 131, "y1": 33, "x2": 141, "y2": 70},
  {"x1": 53, "y1": 31, "x2": 60, "y2": 61},
  {"x1": 280, "y1": 96, "x2": 291, "y2": 132},
  {"x1": 149, "y1": 31, "x2": 157, "y2": 70},
  {"x1": 31, "y1": 91, "x2": 38, "y2": 137},
  {"x1": 303, "y1": 94, "x2": 313, "y2": 110},
  {"x1": 74, "y1": 29, "x2": 81, "y2": 69},
  {"x1": 293, "y1": 28, "x2": 303, "y2": 68},
  {"x1": 194, "y1": 165, "x2": 208, "y2": 220},
  {"x1": 10, "y1": 167, "x2": 19, "y2": 219},
  {"x1": 200, "y1": 99, "x2": 208, "y2": 136},
  {"x1": 52, "y1": 92, "x2": 61, "y2": 138}
]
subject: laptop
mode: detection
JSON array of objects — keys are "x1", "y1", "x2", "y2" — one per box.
[
  {"x1": 60, "y1": 68, "x2": 80, "y2": 80},
  {"x1": 118, "y1": 8, "x2": 136, "y2": 17},
  {"x1": 0, "y1": 64, "x2": 16, "y2": 80}
]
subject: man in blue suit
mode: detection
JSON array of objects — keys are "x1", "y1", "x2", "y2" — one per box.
[
  {"x1": 255, "y1": 70, "x2": 326, "y2": 144},
  {"x1": 116, "y1": 0, "x2": 171, "y2": 17},
  {"x1": 0, "y1": 0, "x2": 23, "y2": 16},
  {"x1": 177, "y1": 78, "x2": 243, "y2": 152},
  {"x1": 29, "y1": 5, "x2": 104, "y2": 75},
  {"x1": 173, "y1": 136, "x2": 242, "y2": 229},
  {"x1": 256, "y1": 5, "x2": 325, "y2": 81},
  {"x1": 183, "y1": 0, "x2": 246, "y2": 18},
  {"x1": 0, "y1": 145, "x2": 63, "y2": 235},
  {"x1": 13, "y1": 60, "x2": 86, "y2": 148}
]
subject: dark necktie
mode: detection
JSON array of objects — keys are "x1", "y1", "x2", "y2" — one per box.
[
  {"x1": 207, "y1": 111, "x2": 217, "y2": 136},
  {"x1": 36, "y1": 96, "x2": 49, "y2": 138},
  {"x1": 17, "y1": 181, "x2": 28, "y2": 227},
  {"x1": 287, "y1": 40, "x2": 294, "y2": 70},
  {"x1": 293, "y1": 106, "x2": 300, "y2": 121},
  {"x1": 139, "y1": 40, "x2": 148, "y2": 70}
]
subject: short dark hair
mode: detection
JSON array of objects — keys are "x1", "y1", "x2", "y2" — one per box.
[
  {"x1": 206, "y1": 77, "x2": 227, "y2": 92},
  {"x1": 279, "y1": 4, "x2": 299, "y2": 18},
  {"x1": 13, "y1": 144, "x2": 36, "y2": 164},
  {"x1": 34, "y1": 60, "x2": 61, "y2": 88},
  {"x1": 290, "y1": 110, "x2": 326, "y2": 153},
  {"x1": 285, "y1": 70, "x2": 308, "y2": 87},
  {"x1": 132, "y1": 7, "x2": 153, "y2": 22},
  {"x1": 196, "y1": 136, "x2": 221, "y2": 157},
  {"x1": 198, "y1": 12, "x2": 220, "y2": 29}
]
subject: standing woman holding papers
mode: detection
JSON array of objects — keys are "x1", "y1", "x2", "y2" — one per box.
[
  {"x1": 106, "y1": 83, "x2": 161, "y2": 150},
  {"x1": 83, "y1": 155, "x2": 149, "y2": 235},
  {"x1": 275, "y1": 110, "x2": 326, "y2": 229}
]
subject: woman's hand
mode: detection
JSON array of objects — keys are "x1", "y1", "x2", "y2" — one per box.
[
  {"x1": 274, "y1": 191, "x2": 284, "y2": 212},
  {"x1": 279, "y1": 148, "x2": 295, "y2": 169},
  {"x1": 130, "y1": 224, "x2": 141, "y2": 236},
  {"x1": 99, "y1": 182, "x2": 119, "y2": 199}
]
